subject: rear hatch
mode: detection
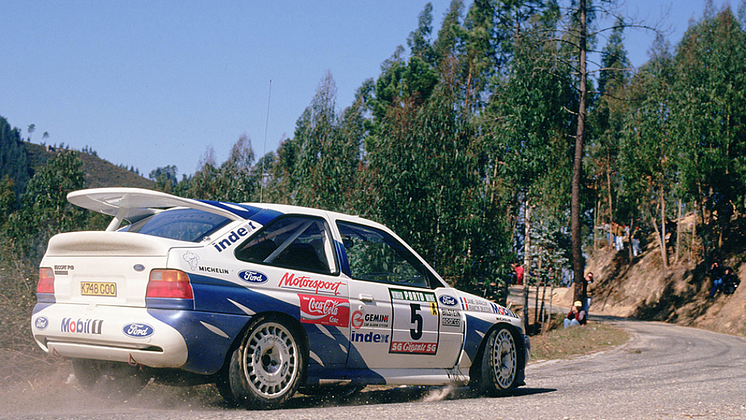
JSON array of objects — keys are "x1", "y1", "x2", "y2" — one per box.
[{"x1": 42, "y1": 231, "x2": 182, "y2": 307}]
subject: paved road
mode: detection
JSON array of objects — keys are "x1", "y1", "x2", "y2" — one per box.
[{"x1": 3, "y1": 319, "x2": 745, "y2": 419}]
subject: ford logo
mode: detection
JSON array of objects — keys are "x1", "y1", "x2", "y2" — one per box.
[
  {"x1": 439, "y1": 295, "x2": 458, "y2": 306},
  {"x1": 123, "y1": 323, "x2": 154, "y2": 338},
  {"x1": 35, "y1": 316, "x2": 49, "y2": 330},
  {"x1": 238, "y1": 270, "x2": 268, "y2": 284}
]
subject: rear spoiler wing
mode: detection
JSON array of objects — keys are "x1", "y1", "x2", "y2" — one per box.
[{"x1": 68, "y1": 188, "x2": 247, "y2": 231}]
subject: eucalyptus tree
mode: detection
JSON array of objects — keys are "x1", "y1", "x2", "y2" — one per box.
[
  {"x1": 587, "y1": 18, "x2": 630, "y2": 232},
  {"x1": 619, "y1": 34, "x2": 675, "y2": 270},
  {"x1": 671, "y1": 8, "x2": 746, "y2": 253}
]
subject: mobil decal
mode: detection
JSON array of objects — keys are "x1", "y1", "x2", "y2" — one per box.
[
  {"x1": 279, "y1": 272, "x2": 346, "y2": 296},
  {"x1": 61, "y1": 318, "x2": 103, "y2": 335},
  {"x1": 298, "y1": 294, "x2": 349, "y2": 327}
]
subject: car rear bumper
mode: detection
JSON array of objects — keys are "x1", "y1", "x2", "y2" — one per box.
[{"x1": 32, "y1": 303, "x2": 188, "y2": 368}]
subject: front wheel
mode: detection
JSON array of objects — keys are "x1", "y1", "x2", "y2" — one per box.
[
  {"x1": 223, "y1": 316, "x2": 305, "y2": 409},
  {"x1": 474, "y1": 326, "x2": 519, "y2": 396}
]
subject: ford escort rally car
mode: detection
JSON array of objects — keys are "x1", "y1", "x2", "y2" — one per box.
[{"x1": 31, "y1": 188, "x2": 529, "y2": 409}]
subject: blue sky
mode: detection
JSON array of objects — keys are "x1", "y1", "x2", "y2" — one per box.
[{"x1": 0, "y1": 1, "x2": 717, "y2": 179}]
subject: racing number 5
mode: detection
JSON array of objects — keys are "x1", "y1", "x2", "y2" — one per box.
[{"x1": 410, "y1": 303, "x2": 423, "y2": 340}]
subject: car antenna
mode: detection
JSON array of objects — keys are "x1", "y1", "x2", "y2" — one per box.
[{"x1": 260, "y1": 80, "x2": 272, "y2": 203}]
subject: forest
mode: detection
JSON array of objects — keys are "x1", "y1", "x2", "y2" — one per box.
[{"x1": 2, "y1": 0, "x2": 746, "y2": 304}]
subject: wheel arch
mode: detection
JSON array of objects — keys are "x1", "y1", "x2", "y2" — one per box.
[
  {"x1": 468, "y1": 322, "x2": 527, "y2": 386},
  {"x1": 218, "y1": 311, "x2": 310, "y2": 382}
]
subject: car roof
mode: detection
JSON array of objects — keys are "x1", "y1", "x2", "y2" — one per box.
[{"x1": 68, "y1": 187, "x2": 374, "y2": 230}]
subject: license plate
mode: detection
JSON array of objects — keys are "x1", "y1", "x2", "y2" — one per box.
[{"x1": 80, "y1": 281, "x2": 117, "y2": 297}]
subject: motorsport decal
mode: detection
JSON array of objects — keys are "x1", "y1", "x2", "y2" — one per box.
[
  {"x1": 298, "y1": 294, "x2": 350, "y2": 327},
  {"x1": 122, "y1": 323, "x2": 155, "y2": 339},
  {"x1": 213, "y1": 224, "x2": 256, "y2": 253},
  {"x1": 389, "y1": 288, "x2": 439, "y2": 355},
  {"x1": 61, "y1": 318, "x2": 103, "y2": 335},
  {"x1": 351, "y1": 310, "x2": 390, "y2": 329},
  {"x1": 279, "y1": 272, "x2": 346, "y2": 296},
  {"x1": 238, "y1": 269, "x2": 268, "y2": 284},
  {"x1": 440, "y1": 308, "x2": 461, "y2": 328}
]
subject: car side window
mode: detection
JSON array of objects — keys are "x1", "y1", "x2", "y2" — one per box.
[
  {"x1": 337, "y1": 221, "x2": 431, "y2": 288},
  {"x1": 235, "y1": 216, "x2": 335, "y2": 275}
]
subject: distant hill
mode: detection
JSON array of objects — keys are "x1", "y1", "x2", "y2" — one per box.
[{"x1": 23, "y1": 142, "x2": 153, "y2": 189}]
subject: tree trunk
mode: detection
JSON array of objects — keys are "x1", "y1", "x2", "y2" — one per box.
[
  {"x1": 675, "y1": 198, "x2": 682, "y2": 264},
  {"x1": 657, "y1": 188, "x2": 669, "y2": 270},
  {"x1": 572, "y1": 0, "x2": 587, "y2": 302}
]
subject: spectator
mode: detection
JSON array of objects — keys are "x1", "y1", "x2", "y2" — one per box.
[
  {"x1": 709, "y1": 262, "x2": 726, "y2": 298},
  {"x1": 564, "y1": 301, "x2": 586, "y2": 328},
  {"x1": 582, "y1": 272, "x2": 594, "y2": 315},
  {"x1": 512, "y1": 263, "x2": 524, "y2": 286}
]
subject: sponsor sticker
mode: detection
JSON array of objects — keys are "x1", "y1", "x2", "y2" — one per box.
[
  {"x1": 350, "y1": 310, "x2": 390, "y2": 329},
  {"x1": 183, "y1": 251, "x2": 200, "y2": 270},
  {"x1": 279, "y1": 272, "x2": 346, "y2": 296},
  {"x1": 123, "y1": 323, "x2": 154, "y2": 338},
  {"x1": 61, "y1": 318, "x2": 104, "y2": 335},
  {"x1": 35, "y1": 316, "x2": 49, "y2": 330},
  {"x1": 238, "y1": 270, "x2": 268, "y2": 284},
  {"x1": 389, "y1": 288, "x2": 439, "y2": 355},
  {"x1": 439, "y1": 295, "x2": 458, "y2": 306},
  {"x1": 298, "y1": 294, "x2": 350, "y2": 327},
  {"x1": 460, "y1": 296, "x2": 494, "y2": 313},
  {"x1": 212, "y1": 223, "x2": 256, "y2": 253}
]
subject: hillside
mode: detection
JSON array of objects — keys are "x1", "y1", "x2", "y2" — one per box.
[
  {"x1": 576, "y1": 225, "x2": 746, "y2": 337},
  {"x1": 23, "y1": 142, "x2": 153, "y2": 189}
]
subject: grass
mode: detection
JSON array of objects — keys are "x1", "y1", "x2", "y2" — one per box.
[{"x1": 529, "y1": 320, "x2": 631, "y2": 361}]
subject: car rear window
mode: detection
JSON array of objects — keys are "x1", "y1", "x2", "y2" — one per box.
[{"x1": 122, "y1": 208, "x2": 231, "y2": 243}]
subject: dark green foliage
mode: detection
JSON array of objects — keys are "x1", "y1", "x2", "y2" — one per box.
[
  {"x1": 6, "y1": 150, "x2": 88, "y2": 262},
  {"x1": 0, "y1": 116, "x2": 31, "y2": 197}
]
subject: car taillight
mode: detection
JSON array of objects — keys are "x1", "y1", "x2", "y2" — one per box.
[
  {"x1": 146, "y1": 269, "x2": 193, "y2": 299},
  {"x1": 38, "y1": 267, "x2": 55, "y2": 294}
]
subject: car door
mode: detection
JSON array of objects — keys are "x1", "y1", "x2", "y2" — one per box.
[
  {"x1": 233, "y1": 215, "x2": 350, "y2": 368},
  {"x1": 337, "y1": 220, "x2": 462, "y2": 369}
]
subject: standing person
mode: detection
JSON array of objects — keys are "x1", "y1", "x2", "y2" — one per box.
[
  {"x1": 512, "y1": 263, "x2": 524, "y2": 286},
  {"x1": 582, "y1": 272, "x2": 594, "y2": 315},
  {"x1": 709, "y1": 262, "x2": 725, "y2": 298}
]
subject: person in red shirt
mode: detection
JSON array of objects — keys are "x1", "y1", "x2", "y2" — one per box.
[
  {"x1": 512, "y1": 263, "x2": 524, "y2": 285},
  {"x1": 564, "y1": 301, "x2": 586, "y2": 328}
]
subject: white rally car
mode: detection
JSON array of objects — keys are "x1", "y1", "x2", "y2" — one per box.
[{"x1": 31, "y1": 188, "x2": 529, "y2": 409}]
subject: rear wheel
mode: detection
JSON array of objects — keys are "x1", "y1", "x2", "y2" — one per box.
[
  {"x1": 474, "y1": 326, "x2": 518, "y2": 396},
  {"x1": 223, "y1": 316, "x2": 305, "y2": 409},
  {"x1": 72, "y1": 359, "x2": 150, "y2": 399}
]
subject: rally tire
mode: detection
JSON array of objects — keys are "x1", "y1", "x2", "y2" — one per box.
[
  {"x1": 475, "y1": 326, "x2": 519, "y2": 396},
  {"x1": 225, "y1": 315, "x2": 305, "y2": 409},
  {"x1": 72, "y1": 359, "x2": 150, "y2": 399}
]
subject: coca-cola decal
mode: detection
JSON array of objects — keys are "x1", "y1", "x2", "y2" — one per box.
[
  {"x1": 298, "y1": 294, "x2": 350, "y2": 327},
  {"x1": 122, "y1": 323, "x2": 155, "y2": 339}
]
